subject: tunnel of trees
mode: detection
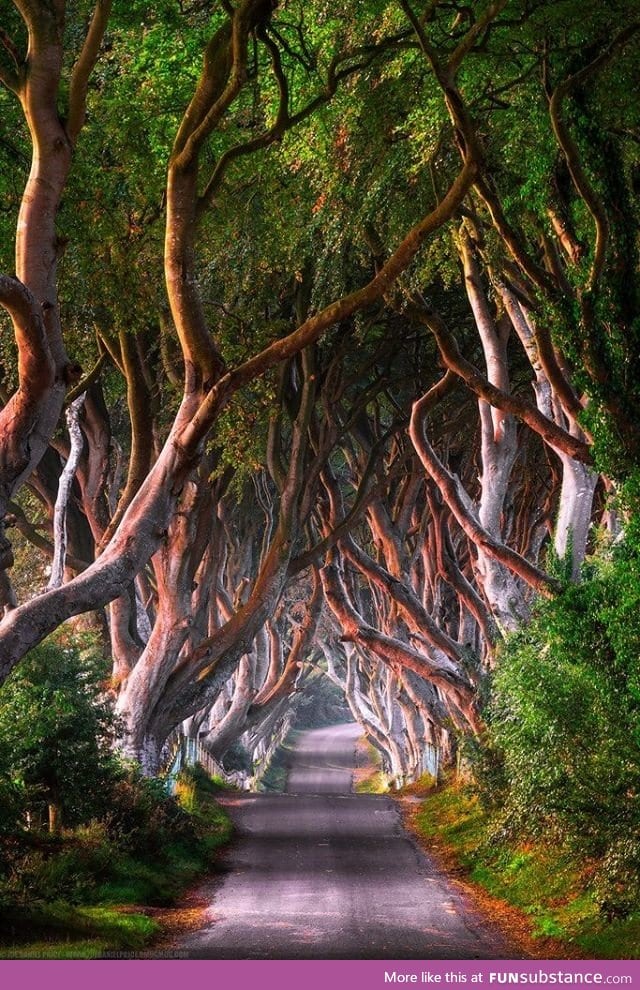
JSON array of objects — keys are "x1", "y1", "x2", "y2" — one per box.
[{"x1": 0, "y1": 0, "x2": 639, "y2": 906}]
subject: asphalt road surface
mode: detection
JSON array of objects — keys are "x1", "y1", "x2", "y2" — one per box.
[{"x1": 180, "y1": 723, "x2": 518, "y2": 959}]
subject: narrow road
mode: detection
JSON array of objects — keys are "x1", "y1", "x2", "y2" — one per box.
[{"x1": 180, "y1": 723, "x2": 518, "y2": 959}]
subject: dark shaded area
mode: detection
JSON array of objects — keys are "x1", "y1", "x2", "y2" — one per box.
[{"x1": 293, "y1": 673, "x2": 352, "y2": 730}]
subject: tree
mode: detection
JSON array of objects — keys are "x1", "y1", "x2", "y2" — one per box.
[
  {"x1": 0, "y1": 0, "x2": 638, "y2": 783},
  {"x1": 0, "y1": 0, "x2": 476, "y2": 769},
  {"x1": 0, "y1": 638, "x2": 118, "y2": 832},
  {"x1": 488, "y1": 536, "x2": 640, "y2": 912},
  {"x1": 0, "y1": 0, "x2": 112, "y2": 609}
]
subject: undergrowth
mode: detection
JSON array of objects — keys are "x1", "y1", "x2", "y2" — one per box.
[
  {"x1": 257, "y1": 730, "x2": 302, "y2": 792},
  {"x1": 354, "y1": 769, "x2": 390, "y2": 794},
  {"x1": 409, "y1": 527, "x2": 640, "y2": 959},
  {"x1": 0, "y1": 764, "x2": 232, "y2": 959},
  {"x1": 354, "y1": 739, "x2": 389, "y2": 794},
  {"x1": 412, "y1": 781, "x2": 640, "y2": 959}
]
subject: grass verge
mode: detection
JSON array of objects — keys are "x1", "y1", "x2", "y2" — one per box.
[
  {"x1": 0, "y1": 766, "x2": 232, "y2": 959},
  {"x1": 257, "y1": 730, "x2": 303, "y2": 792},
  {"x1": 353, "y1": 738, "x2": 389, "y2": 794},
  {"x1": 0, "y1": 903, "x2": 159, "y2": 959},
  {"x1": 405, "y1": 780, "x2": 640, "y2": 960}
]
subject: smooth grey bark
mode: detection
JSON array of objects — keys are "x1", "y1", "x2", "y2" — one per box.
[
  {"x1": 496, "y1": 279, "x2": 598, "y2": 577},
  {"x1": 48, "y1": 394, "x2": 86, "y2": 590}
]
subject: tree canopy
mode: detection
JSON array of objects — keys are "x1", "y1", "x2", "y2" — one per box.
[{"x1": 0, "y1": 0, "x2": 639, "y2": 798}]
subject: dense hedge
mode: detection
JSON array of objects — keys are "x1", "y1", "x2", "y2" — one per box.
[{"x1": 479, "y1": 528, "x2": 640, "y2": 916}]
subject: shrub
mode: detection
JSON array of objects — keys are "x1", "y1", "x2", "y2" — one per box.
[
  {"x1": 0, "y1": 639, "x2": 120, "y2": 831},
  {"x1": 0, "y1": 771, "x2": 24, "y2": 840},
  {"x1": 104, "y1": 771, "x2": 196, "y2": 857},
  {"x1": 484, "y1": 532, "x2": 640, "y2": 914},
  {"x1": 0, "y1": 639, "x2": 232, "y2": 946}
]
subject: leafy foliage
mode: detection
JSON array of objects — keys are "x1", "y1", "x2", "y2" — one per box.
[
  {"x1": 413, "y1": 782, "x2": 640, "y2": 957},
  {"x1": 2, "y1": 3, "x2": 640, "y2": 949},
  {"x1": 0, "y1": 639, "x2": 119, "y2": 829},
  {"x1": 0, "y1": 636, "x2": 231, "y2": 954},
  {"x1": 483, "y1": 529, "x2": 640, "y2": 914}
]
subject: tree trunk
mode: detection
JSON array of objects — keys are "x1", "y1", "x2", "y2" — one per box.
[
  {"x1": 48, "y1": 800, "x2": 61, "y2": 835},
  {"x1": 48, "y1": 394, "x2": 86, "y2": 590}
]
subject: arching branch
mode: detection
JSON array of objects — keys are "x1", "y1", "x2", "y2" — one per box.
[
  {"x1": 548, "y1": 23, "x2": 639, "y2": 293},
  {"x1": 66, "y1": 0, "x2": 113, "y2": 146}
]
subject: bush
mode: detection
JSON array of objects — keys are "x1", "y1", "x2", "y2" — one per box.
[
  {"x1": 0, "y1": 762, "x2": 231, "y2": 918},
  {"x1": 595, "y1": 836, "x2": 640, "y2": 920},
  {"x1": 0, "y1": 772, "x2": 24, "y2": 840},
  {"x1": 105, "y1": 771, "x2": 197, "y2": 857},
  {"x1": 0, "y1": 638, "x2": 233, "y2": 959},
  {"x1": 10, "y1": 838, "x2": 114, "y2": 904},
  {"x1": 0, "y1": 639, "x2": 120, "y2": 831},
  {"x1": 484, "y1": 532, "x2": 640, "y2": 914}
]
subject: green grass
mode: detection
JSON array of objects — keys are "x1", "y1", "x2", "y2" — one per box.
[
  {"x1": 353, "y1": 739, "x2": 389, "y2": 793},
  {"x1": 355, "y1": 770, "x2": 390, "y2": 794},
  {"x1": 0, "y1": 902, "x2": 158, "y2": 958},
  {"x1": 92, "y1": 851, "x2": 194, "y2": 906},
  {"x1": 257, "y1": 731, "x2": 301, "y2": 792},
  {"x1": 412, "y1": 782, "x2": 640, "y2": 959}
]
